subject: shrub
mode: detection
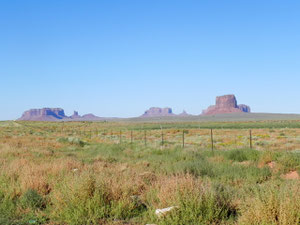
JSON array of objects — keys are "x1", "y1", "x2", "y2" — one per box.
[
  {"x1": 0, "y1": 191, "x2": 18, "y2": 224},
  {"x1": 180, "y1": 160, "x2": 215, "y2": 177},
  {"x1": 238, "y1": 182, "x2": 300, "y2": 225},
  {"x1": 110, "y1": 198, "x2": 146, "y2": 220},
  {"x1": 148, "y1": 181, "x2": 237, "y2": 225},
  {"x1": 215, "y1": 164, "x2": 271, "y2": 184},
  {"x1": 227, "y1": 149, "x2": 248, "y2": 162},
  {"x1": 20, "y1": 189, "x2": 45, "y2": 210},
  {"x1": 277, "y1": 153, "x2": 300, "y2": 172},
  {"x1": 57, "y1": 137, "x2": 86, "y2": 147},
  {"x1": 279, "y1": 132, "x2": 285, "y2": 137},
  {"x1": 256, "y1": 141, "x2": 268, "y2": 147},
  {"x1": 50, "y1": 173, "x2": 146, "y2": 225}
]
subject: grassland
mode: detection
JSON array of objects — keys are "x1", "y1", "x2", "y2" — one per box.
[{"x1": 0, "y1": 120, "x2": 299, "y2": 224}]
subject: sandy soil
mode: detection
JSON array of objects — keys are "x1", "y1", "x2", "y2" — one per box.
[{"x1": 282, "y1": 170, "x2": 299, "y2": 180}]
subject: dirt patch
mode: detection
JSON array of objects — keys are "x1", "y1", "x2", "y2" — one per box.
[
  {"x1": 282, "y1": 171, "x2": 299, "y2": 180},
  {"x1": 258, "y1": 161, "x2": 276, "y2": 169},
  {"x1": 237, "y1": 161, "x2": 251, "y2": 166},
  {"x1": 267, "y1": 161, "x2": 276, "y2": 169}
]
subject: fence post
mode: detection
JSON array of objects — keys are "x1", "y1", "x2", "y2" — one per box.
[
  {"x1": 210, "y1": 129, "x2": 214, "y2": 152},
  {"x1": 131, "y1": 130, "x2": 133, "y2": 144},
  {"x1": 249, "y1": 130, "x2": 253, "y2": 149},
  {"x1": 144, "y1": 130, "x2": 147, "y2": 146},
  {"x1": 119, "y1": 130, "x2": 122, "y2": 144},
  {"x1": 182, "y1": 130, "x2": 185, "y2": 148},
  {"x1": 161, "y1": 130, "x2": 164, "y2": 147}
]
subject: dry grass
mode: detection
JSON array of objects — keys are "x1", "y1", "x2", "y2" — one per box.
[
  {"x1": 238, "y1": 182, "x2": 300, "y2": 225},
  {"x1": 0, "y1": 121, "x2": 299, "y2": 224}
]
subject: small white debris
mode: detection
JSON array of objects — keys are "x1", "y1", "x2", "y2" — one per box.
[
  {"x1": 72, "y1": 168, "x2": 78, "y2": 172},
  {"x1": 155, "y1": 206, "x2": 178, "y2": 217}
]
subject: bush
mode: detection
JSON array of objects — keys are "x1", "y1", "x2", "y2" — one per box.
[
  {"x1": 20, "y1": 189, "x2": 45, "y2": 210},
  {"x1": 0, "y1": 191, "x2": 18, "y2": 224},
  {"x1": 277, "y1": 153, "x2": 300, "y2": 172},
  {"x1": 50, "y1": 173, "x2": 146, "y2": 225},
  {"x1": 238, "y1": 182, "x2": 300, "y2": 225},
  {"x1": 57, "y1": 137, "x2": 86, "y2": 147},
  {"x1": 149, "y1": 183, "x2": 236, "y2": 224},
  {"x1": 225, "y1": 149, "x2": 259, "y2": 162},
  {"x1": 215, "y1": 163, "x2": 271, "y2": 184},
  {"x1": 180, "y1": 160, "x2": 215, "y2": 177},
  {"x1": 255, "y1": 141, "x2": 268, "y2": 147}
]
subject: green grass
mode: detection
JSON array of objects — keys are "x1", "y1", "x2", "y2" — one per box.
[
  {"x1": 224, "y1": 149, "x2": 260, "y2": 162},
  {"x1": 147, "y1": 184, "x2": 237, "y2": 225},
  {"x1": 0, "y1": 121, "x2": 300, "y2": 224}
]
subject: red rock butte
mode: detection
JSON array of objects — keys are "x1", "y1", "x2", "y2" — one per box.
[
  {"x1": 141, "y1": 107, "x2": 175, "y2": 117},
  {"x1": 18, "y1": 108, "x2": 103, "y2": 121},
  {"x1": 202, "y1": 95, "x2": 250, "y2": 115}
]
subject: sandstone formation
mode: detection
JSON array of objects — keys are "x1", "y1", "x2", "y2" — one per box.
[
  {"x1": 18, "y1": 95, "x2": 251, "y2": 121},
  {"x1": 141, "y1": 107, "x2": 175, "y2": 117},
  {"x1": 178, "y1": 110, "x2": 191, "y2": 117},
  {"x1": 70, "y1": 111, "x2": 81, "y2": 119},
  {"x1": 237, "y1": 104, "x2": 251, "y2": 113},
  {"x1": 18, "y1": 108, "x2": 68, "y2": 121},
  {"x1": 18, "y1": 108, "x2": 104, "y2": 121},
  {"x1": 80, "y1": 113, "x2": 102, "y2": 120},
  {"x1": 202, "y1": 95, "x2": 251, "y2": 115},
  {"x1": 140, "y1": 108, "x2": 193, "y2": 117}
]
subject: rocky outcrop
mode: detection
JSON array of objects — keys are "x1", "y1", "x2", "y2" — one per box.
[
  {"x1": 202, "y1": 95, "x2": 251, "y2": 115},
  {"x1": 140, "y1": 108, "x2": 193, "y2": 117},
  {"x1": 141, "y1": 107, "x2": 175, "y2": 117},
  {"x1": 216, "y1": 95, "x2": 238, "y2": 108},
  {"x1": 70, "y1": 111, "x2": 81, "y2": 119},
  {"x1": 18, "y1": 109, "x2": 104, "y2": 121},
  {"x1": 237, "y1": 104, "x2": 251, "y2": 113},
  {"x1": 80, "y1": 114, "x2": 102, "y2": 121},
  {"x1": 18, "y1": 108, "x2": 68, "y2": 121},
  {"x1": 178, "y1": 110, "x2": 191, "y2": 117}
]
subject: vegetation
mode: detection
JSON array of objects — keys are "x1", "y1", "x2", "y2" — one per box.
[{"x1": 0, "y1": 121, "x2": 299, "y2": 224}]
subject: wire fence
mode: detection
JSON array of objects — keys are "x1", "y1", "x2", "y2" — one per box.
[
  {"x1": 2, "y1": 124, "x2": 300, "y2": 151},
  {"x1": 94, "y1": 128, "x2": 254, "y2": 151}
]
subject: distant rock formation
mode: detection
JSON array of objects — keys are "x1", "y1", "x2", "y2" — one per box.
[
  {"x1": 70, "y1": 111, "x2": 81, "y2": 119},
  {"x1": 178, "y1": 110, "x2": 191, "y2": 117},
  {"x1": 18, "y1": 108, "x2": 104, "y2": 121},
  {"x1": 140, "y1": 108, "x2": 193, "y2": 117},
  {"x1": 202, "y1": 95, "x2": 251, "y2": 115},
  {"x1": 18, "y1": 108, "x2": 68, "y2": 121},
  {"x1": 80, "y1": 113, "x2": 102, "y2": 121},
  {"x1": 141, "y1": 107, "x2": 175, "y2": 117},
  {"x1": 237, "y1": 104, "x2": 251, "y2": 113}
]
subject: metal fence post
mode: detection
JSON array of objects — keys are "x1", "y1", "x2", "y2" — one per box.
[
  {"x1": 182, "y1": 130, "x2": 185, "y2": 148},
  {"x1": 161, "y1": 130, "x2": 164, "y2": 147},
  {"x1": 144, "y1": 130, "x2": 147, "y2": 146},
  {"x1": 211, "y1": 129, "x2": 214, "y2": 152},
  {"x1": 249, "y1": 130, "x2": 253, "y2": 149}
]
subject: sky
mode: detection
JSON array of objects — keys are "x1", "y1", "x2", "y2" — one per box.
[{"x1": 1, "y1": 0, "x2": 300, "y2": 120}]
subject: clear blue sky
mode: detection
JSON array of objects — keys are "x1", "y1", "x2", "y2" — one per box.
[{"x1": 1, "y1": 0, "x2": 300, "y2": 120}]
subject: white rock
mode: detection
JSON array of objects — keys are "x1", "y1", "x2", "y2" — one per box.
[{"x1": 155, "y1": 206, "x2": 178, "y2": 217}]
